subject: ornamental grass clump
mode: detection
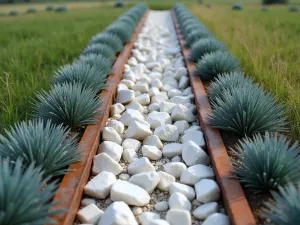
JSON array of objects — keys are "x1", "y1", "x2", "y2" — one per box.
[
  {"x1": 106, "y1": 22, "x2": 134, "y2": 43},
  {"x1": 34, "y1": 83, "x2": 102, "y2": 129},
  {"x1": 232, "y1": 133, "x2": 300, "y2": 193},
  {"x1": 186, "y1": 29, "x2": 212, "y2": 47},
  {"x1": 82, "y1": 43, "x2": 115, "y2": 59},
  {"x1": 53, "y1": 62, "x2": 107, "y2": 93},
  {"x1": 232, "y1": 4, "x2": 243, "y2": 10},
  {"x1": 0, "y1": 158, "x2": 60, "y2": 225},
  {"x1": 262, "y1": 183, "x2": 300, "y2": 225},
  {"x1": 77, "y1": 53, "x2": 113, "y2": 75},
  {"x1": 89, "y1": 33, "x2": 123, "y2": 52},
  {"x1": 208, "y1": 72, "x2": 254, "y2": 102},
  {"x1": 209, "y1": 84, "x2": 287, "y2": 136},
  {"x1": 0, "y1": 120, "x2": 79, "y2": 177},
  {"x1": 190, "y1": 38, "x2": 226, "y2": 62},
  {"x1": 27, "y1": 8, "x2": 37, "y2": 13},
  {"x1": 195, "y1": 51, "x2": 240, "y2": 81}
]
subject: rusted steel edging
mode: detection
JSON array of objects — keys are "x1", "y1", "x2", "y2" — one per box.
[
  {"x1": 50, "y1": 11, "x2": 149, "y2": 225},
  {"x1": 171, "y1": 11, "x2": 256, "y2": 225}
]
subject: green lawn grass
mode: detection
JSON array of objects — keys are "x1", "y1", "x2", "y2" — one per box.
[
  {"x1": 191, "y1": 4, "x2": 300, "y2": 139},
  {"x1": 0, "y1": 4, "x2": 130, "y2": 133}
]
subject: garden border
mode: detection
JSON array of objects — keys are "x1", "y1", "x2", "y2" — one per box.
[
  {"x1": 171, "y1": 10, "x2": 256, "y2": 225},
  {"x1": 49, "y1": 10, "x2": 149, "y2": 225}
]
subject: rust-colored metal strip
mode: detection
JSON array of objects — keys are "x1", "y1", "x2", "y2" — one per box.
[
  {"x1": 50, "y1": 11, "x2": 149, "y2": 225},
  {"x1": 171, "y1": 11, "x2": 256, "y2": 225}
]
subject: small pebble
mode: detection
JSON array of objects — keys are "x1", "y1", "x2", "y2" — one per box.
[
  {"x1": 154, "y1": 201, "x2": 169, "y2": 211},
  {"x1": 133, "y1": 206, "x2": 143, "y2": 216}
]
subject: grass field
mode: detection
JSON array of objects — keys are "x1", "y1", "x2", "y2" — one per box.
[
  {"x1": 0, "y1": 3, "x2": 130, "y2": 132},
  {"x1": 190, "y1": 4, "x2": 300, "y2": 139}
]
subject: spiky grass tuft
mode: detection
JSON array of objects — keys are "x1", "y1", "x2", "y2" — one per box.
[
  {"x1": 190, "y1": 38, "x2": 226, "y2": 62},
  {"x1": 186, "y1": 29, "x2": 212, "y2": 47},
  {"x1": 106, "y1": 22, "x2": 134, "y2": 43},
  {"x1": 34, "y1": 83, "x2": 102, "y2": 129},
  {"x1": 262, "y1": 182, "x2": 300, "y2": 225},
  {"x1": 82, "y1": 43, "x2": 116, "y2": 59},
  {"x1": 232, "y1": 133, "x2": 300, "y2": 193},
  {"x1": 77, "y1": 53, "x2": 113, "y2": 75},
  {"x1": 53, "y1": 62, "x2": 107, "y2": 92},
  {"x1": 89, "y1": 33, "x2": 123, "y2": 52},
  {"x1": 195, "y1": 51, "x2": 240, "y2": 81},
  {"x1": 0, "y1": 119, "x2": 79, "y2": 177},
  {"x1": 0, "y1": 158, "x2": 61, "y2": 225},
  {"x1": 209, "y1": 84, "x2": 287, "y2": 136}
]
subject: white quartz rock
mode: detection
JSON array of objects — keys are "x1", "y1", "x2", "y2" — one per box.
[
  {"x1": 184, "y1": 125, "x2": 201, "y2": 134},
  {"x1": 165, "y1": 47, "x2": 180, "y2": 55},
  {"x1": 120, "y1": 79, "x2": 135, "y2": 89},
  {"x1": 116, "y1": 89, "x2": 135, "y2": 104},
  {"x1": 163, "y1": 77, "x2": 178, "y2": 88},
  {"x1": 149, "y1": 220, "x2": 170, "y2": 225},
  {"x1": 143, "y1": 135, "x2": 163, "y2": 149},
  {"x1": 77, "y1": 204, "x2": 103, "y2": 224},
  {"x1": 172, "y1": 156, "x2": 181, "y2": 162},
  {"x1": 149, "y1": 103, "x2": 160, "y2": 112},
  {"x1": 129, "y1": 172, "x2": 160, "y2": 194},
  {"x1": 171, "y1": 104, "x2": 195, "y2": 122},
  {"x1": 98, "y1": 201, "x2": 138, "y2": 225},
  {"x1": 81, "y1": 198, "x2": 96, "y2": 206},
  {"x1": 125, "y1": 101, "x2": 144, "y2": 113},
  {"x1": 164, "y1": 162, "x2": 186, "y2": 178},
  {"x1": 126, "y1": 120, "x2": 152, "y2": 140},
  {"x1": 119, "y1": 173, "x2": 130, "y2": 181},
  {"x1": 133, "y1": 82, "x2": 149, "y2": 93},
  {"x1": 123, "y1": 70, "x2": 137, "y2": 82},
  {"x1": 166, "y1": 209, "x2": 191, "y2": 225},
  {"x1": 151, "y1": 78, "x2": 163, "y2": 89},
  {"x1": 168, "y1": 89, "x2": 183, "y2": 98},
  {"x1": 195, "y1": 179, "x2": 221, "y2": 203},
  {"x1": 155, "y1": 201, "x2": 169, "y2": 212},
  {"x1": 98, "y1": 141, "x2": 123, "y2": 162},
  {"x1": 106, "y1": 120, "x2": 124, "y2": 135},
  {"x1": 128, "y1": 157, "x2": 156, "y2": 175},
  {"x1": 140, "y1": 76, "x2": 152, "y2": 85},
  {"x1": 159, "y1": 101, "x2": 177, "y2": 114},
  {"x1": 184, "y1": 102, "x2": 197, "y2": 114},
  {"x1": 161, "y1": 84, "x2": 173, "y2": 92},
  {"x1": 132, "y1": 206, "x2": 143, "y2": 216},
  {"x1": 170, "y1": 96, "x2": 191, "y2": 105},
  {"x1": 151, "y1": 94, "x2": 169, "y2": 104},
  {"x1": 119, "y1": 109, "x2": 144, "y2": 126},
  {"x1": 202, "y1": 213, "x2": 230, "y2": 225},
  {"x1": 92, "y1": 153, "x2": 123, "y2": 176},
  {"x1": 174, "y1": 120, "x2": 189, "y2": 135},
  {"x1": 122, "y1": 138, "x2": 141, "y2": 152},
  {"x1": 180, "y1": 164, "x2": 214, "y2": 185},
  {"x1": 157, "y1": 171, "x2": 176, "y2": 191},
  {"x1": 110, "y1": 103, "x2": 125, "y2": 116},
  {"x1": 127, "y1": 57, "x2": 139, "y2": 67},
  {"x1": 169, "y1": 192, "x2": 192, "y2": 211},
  {"x1": 110, "y1": 180, "x2": 150, "y2": 206},
  {"x1": 122, "y1": 149, "x2": 138, "y2": 163},
  {"x1": 162, "y1": 143, "x2": 182, "y2": 157},
  {"x1": 118, "y1": 83, "x2": 128, "y2": 92},
  {"x1": 135, "y1": 90, "x2": 142, "y2": 97},
  {"x1": 154, "y1": 124, "x2": 179, "y2": 141},
  {"x1": 169, "y1": 182, "x2": 196, "y2": 201},
  {"x1": 139, "y1": 212, "x2": 160, "y2": 225},
  {"x1": 182, "y1": 141, "x2": 209, "y2": 166},
  {"x1": 175, "y1": 67, "x2": 188, "y2": 80},
  {"x1": 147, "y1": 111, "x2": 171, "y2": 129},
  {"x1": 136, "y1": 93, "x2": 150, "y2": 106},
  {"x1": 102, "y1": 127, "x2": 122, "y2": 145},
  {"x1": 84, "y1": 171, "x2": 116, "y2": 199},
  {"x1": 193, "y1": 202, "x2": 219, "y2": 220},
  {"x1": 148, "y1": 72, "x2": 163, "y2": 80},
  {"x1": 142, "y1": 145, "x2": 162, "y2": 160},
  {"x1": 146, "y1": 62, "x2": 161, "y2": 69},
  {"x1": 183, "y1": 87, "x2": 193, "y2": 96},
  {"x1": 178, "y1": 76, "x2": 189, "y2": 89},
  {"x1": 149, "y1": 87, "x2": 160, "y2": 97},
  {"x1": 181, "y1": 130, "x2": 206, "y2": 149}
]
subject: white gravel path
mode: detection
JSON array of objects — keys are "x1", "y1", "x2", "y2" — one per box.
[{"x1": 75, "y1": 11, "x2": 230, "y2": 225}]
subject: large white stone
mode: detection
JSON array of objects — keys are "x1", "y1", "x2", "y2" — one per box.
[
  {"x1": 149, "y1": 220, "x2": 170, "y2": 225},
  {"x1": 119, "y1": 109, "x2": 144, "y2": 126},
  {"x1": 110, "y1": 103, "x2": 125, "y2": 116},
  {"x1": 184, "y1": 125, "x2": 201, "y2": 134},
  {"x1": 178, "y1": 76, "x2": 189, "y2": 89},
  {"x1": 106, "y1": 120, "x2": 124, "y2": 135},
  {"x1": 98, "y1": 201, "x2": 138, "y2": 225},
  {"x1": 166, "y1": 209, "x2": 191, "y2": 225},
  {"x1": 174, "y1": 120, "x2": 189, "y2": 135},
  {"x1": 136, "y1": 94, "x2": 150, "y2": 105},
  {"x1": 159, "y1": 101, "x2": 177, "y2": 114},
  {"x1": 143, "y1": 135, "x2": 163, "y2": 149},
  {"x1": 181, "y1": 130, "x2": 206, "y2": 149},
  {"x1": 202, "y1": 213, "x2": 230, "y2": 225},
  {"x1": 120, "y1": 79, "x2": 135, "y2": 89},
  {"x1": 98, "y1": 141, "x2": 123, "y2": 162},
  {"x1": 169, "y1": 192, "x2": 192, "y2": 211},
  {"x1": 169, "y1": 182, "x2": 195, "y2": 201},
  {"x1": 149, "y1": 87, "x2": 160, "y2": 97},
  {"x1": 77, "y1": 203, "x2": 103, "y2": 224},
  {"x1": 180, "y1": 164, "x2": 215, "y2": 185},
  {"x1": 168, "y1": 89, "x2": 183, "y2": 98},
  {"x1": 122, "y1": 149, "x2": 138, "y2": 163},
  {"x1": 184, "y1": 103, "x2": 197, "y2": 114},
  {"x1": 92, "y1": 153, "x2": 123, "y2": 175},
  {"x1": 133, "y1": 82, "x2": 149, "y2": 93},
  {"x1": 151, "y1": 94, "x2": 169, "y2": 104},
  {"x1": 195, "y1": 179, "x2": 220, "y2": 203},
  {"x1": 151, "y1": 78, "x2": 163, "y2": 89},
  {"x1": 128, "y1": 172, "x2": 160, "y2": 194},
  {"x1": 126, "y1": 120, "x2": 152, "y2": 140},
  {"x1": 170, "y1": 96, "x2": 191, "y2": 105},
  {"x1": 161, "y1": 84, "x2": 173, "y2": 92},
  {"x1": 175, "y1": 67, "x2": 187, "y2": 80},
  {"x1": 192, "y1": 202, "x2": 219, "y2": 220},
  {"x1": 110, "y1": 180, "x2": 150, "y2": 206},
  {"x1": 164, "y1": 162, "x2": 186, "y2": 178},
  {"x1": 162, "y1": 143, "x2": 182, "y2": 157},
  {"x1": 139, "y1": 212, "x2": 160, "y2": 225},
  {"x1": 171, "y1": 104, "x2": 195, "y2": 122},
  {"x1": 154, "y1": 201, "x2": 169, "y2": 211},
  {"x1": 125, "y1": 101, "x2": 144, "y2": 113},
  {"x1": 128, "y1": 157, "x2": 156, "y2": 175},
  {"x1": 118, "y1": 83, "x2": 128, "y2": 92},
  {"x1": 183, "y1": 87, "x2": 193, "y2": 96},
  {"x1": 163, "y1": 77, "x2": 178, "y2": 88},
  {"x1": 102, "y1": 127, "x2": 122, "y2": 145},
  {"x1": 84, "y1": 171, "x2": 116, "y2": 199},
  {"x1": 81, "y1": 198, "x2": 96, "y2": 206},
  {"x1": 147, "y1": 111, "x2": 171, "y2": 129},
  {"x1": 142, "y1": 145, "x2": 162, "y2": 160},
  {"x1": 148, "y1": 103, "x2": 160, "y2": 112},
  {"x1": 157, "y1": 171, "x2": 176, "y2": 191},
  {"x1": 154, "y1": 124, "x2": 179, "y2": 141},
  {"x1": 182, "y1": 141, "x2": 209, "y2": 166},
  {"x1": 122, "y1": 138, "x2": 141, "y2": 152},
  {"x1": 116, "y1": 90, "x2": 135, "y2": 104},
  {"x1": 140, "y1": 76, "x2": 152, "y2": 85}
]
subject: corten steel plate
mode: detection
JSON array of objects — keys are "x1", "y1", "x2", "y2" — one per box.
[
  {"x1": 49, "y1": 11, "x2": 149, "y2": 225},
  {"x1": 171, "y1": 11, "x2": 256, "y2": 225}
]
